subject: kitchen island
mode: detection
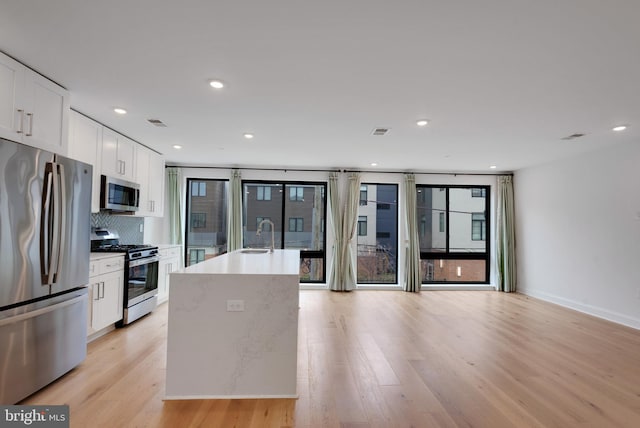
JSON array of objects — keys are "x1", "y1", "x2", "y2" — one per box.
[{"x1": 165, "y1": 249, "x2": 300, "y2": 399}]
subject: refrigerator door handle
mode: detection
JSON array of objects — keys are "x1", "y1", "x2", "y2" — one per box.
[
  {"x1": 40, "y1": 162, "x2": 55, "y2": 285},
  {"x1": 53, "y1": 163, "x2": 67, "y2": 283},
  {"x1": 49, "y1": 162, "x2": 61, "y2": 284}
]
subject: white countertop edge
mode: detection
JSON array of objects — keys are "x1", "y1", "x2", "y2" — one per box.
[
  {"x1": 163, "y1": 394, "x2": 298, "y2": 400},
  {"x1": 90, "y1": 252, "x2": 125, "y2": 261}
]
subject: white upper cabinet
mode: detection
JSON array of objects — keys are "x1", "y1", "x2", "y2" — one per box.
[
  {"x1": 68, "y1": 111, "x2": 102, "y2": 212},
  {"x1": 0, "y1": 52, "x2": 69, "y2": 155},
  {"x1": 135, "y1": 144, "x2": 165, "y2": 217},
  {"x1": 101, "y1": 127, "x2": 136, "y2": 182}
]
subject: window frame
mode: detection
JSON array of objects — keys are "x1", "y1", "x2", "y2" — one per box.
[
  {"x1": 184, "y1": 178, "x2": 229, "y2": 267},
  {"x1": 356, "y1": 182, "x2": 399, "y2": 285},
  {"x1": 242, "y1": 179, "x2": 328, "y2": 283},
  {"x1": 417, "y1": 184, "x2": 490, "y2": 284}
]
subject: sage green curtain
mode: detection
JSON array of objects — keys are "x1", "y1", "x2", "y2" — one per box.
[
  {"x1": 496, "y1": 175, "x2": 517, "y2": 292},
  {"x1": 167, "y1": 167, "x2": 182, "y2": 245},
  {"x1": 340, "y1": 172, "x2": 361, "y2": 291},
  {"x1": 327, "y1": 172, "x2": 343, "y2": 290},
  {"x1": 403, "y1": 173, "x2": 421, "y2": 292},
  {"x1": 227, "y1": 169, "x2": 243, "y2": 252}
]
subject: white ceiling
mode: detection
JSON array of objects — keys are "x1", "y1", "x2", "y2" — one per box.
[{"x1": 1, "y1": 0, "x2": 639, "y2": 173}]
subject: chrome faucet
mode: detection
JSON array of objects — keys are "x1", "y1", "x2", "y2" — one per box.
[{"x1": 256, "y1": 219, "x2": 275, "y2": 253}]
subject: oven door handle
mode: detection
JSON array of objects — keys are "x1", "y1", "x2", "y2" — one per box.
[{"x1": 128, "y1": 256, "x2": 160, "y2": 268}]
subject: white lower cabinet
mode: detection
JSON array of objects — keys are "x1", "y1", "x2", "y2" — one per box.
[
  {"x1": 88, "y1": 255, "x2": 124, "y2": 338},
  {"x1": 158, "y1": 246, "x2": 182, "y2": 304}
]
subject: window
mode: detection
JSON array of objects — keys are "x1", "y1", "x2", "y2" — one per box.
[
  {"x1": 358, "y1": 216, "x2": 367, "y2": 236},
  {"x1": 471, "y1": 188, "x2": 486, "y2": 197},
  {"x1": 191, "y1": 212, "x2": 206, "y2": 229},
  {"x1": 417, "y1": 185, "x2": 489, "y2": 283},
  {"x1": 243, "y1": 181, "x2": 327, "y2": 283},
  {"x1": 472, "y1": 213, "x2": 486, "y2": 241},
  {"x1": 189, "y1": 249, "x2": 205, "y2": 265},
  {"x1": 289, "y1": 186, "x2": 304, "y2": 201},
  {"x1": 359, "y1": 185, "x2": 368, "y2": 206},
  {"x1": 257, "y1": 186, "x2": 272, "y2": 201},
  {"x1": 185, "y1": 179, "x2": 228, "y2": 266},
  {"x1": 289, "y1": 217, "x2": 303, "y2": 232},
  {"x1": 191, "y1": 181, "x2": 206, "y2": 197},
  {"x1": 357, "y1": 183, "x2": 398, "y2": 284}
]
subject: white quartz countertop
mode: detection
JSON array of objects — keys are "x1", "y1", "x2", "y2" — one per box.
[
  {"x1": 154, "y1": 244, "x2": 182, "y2": 251},
  {"x1": 90, "y1": 252, "x2": 125, "y2": 261},
  {"x1": 179, "y1": 249, "x2": 299, "y2": 276}
]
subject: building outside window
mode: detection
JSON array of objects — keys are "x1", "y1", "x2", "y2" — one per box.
[
  {"x1": 191, "y1": 212, "x2": 206, "y2": 229},
  {"x1": 243, "y1": 181, "x2": 327, "y2": 283},
  {"x1": 417, "y1": 185, "x2": 489, "y2": 283},
  {"x1": 358, "y1": 216, "x2": 367, "y2": 236},
  {"x1": 359, "y1": 185, "x2": 368, "y2": 206},
  {"x1": 289, "y1": 217, "x2": 303, "y2": 232},
  {"x1": 191, "y1": 181, "x2": 206, "y2": 197},
  {"x1": 471, "y1": 188, "x2": 486, "y2": 197},
  {"x1": 189, "y1": 249, "x2": 205, "y2": 265},
  {"x1": 471, "y1": 212, "x2": 486, "y2": 241},
  {"x1": 356, "y1": 183, "x2": 398, "y2": 284},
  {"x1": 185, "y1": 179, "x2": 228, "y2": 266},
  {"x1": 289, "y1": 186, "x2": 304, "y2": 201},
  {"x1": 257, "y1": 186, "x2": 272, "y2": 201}
]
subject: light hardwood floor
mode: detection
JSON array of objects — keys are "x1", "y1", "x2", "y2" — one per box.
[{"x1": 23, "y1": 290, "x2": 640, "y2": 427}]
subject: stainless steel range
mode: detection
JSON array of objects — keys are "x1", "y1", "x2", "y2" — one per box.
[{"x1": 91, "y1": 228, "x2": 159, "y2": 326}]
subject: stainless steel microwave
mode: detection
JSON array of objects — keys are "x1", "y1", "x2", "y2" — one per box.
[{"x1": 100, "y1": 175, "x2": 140, "y2": 213}]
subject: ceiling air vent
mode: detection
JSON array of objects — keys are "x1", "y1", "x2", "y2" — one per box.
[
  {"x1": 371, "y1": 127, "x2": 390, "y2": 136},
  {"x1": 147, "y1": 118, "x2": 167, "y2": 127},
  {"x1": 561, "y1": 133, "x2": 585, "y2": 140}
]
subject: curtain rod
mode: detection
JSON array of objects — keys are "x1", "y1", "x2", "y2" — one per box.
[
  {"x1": 165, "y1": 164, "x2": 339, "y2": 173},
  {"x1": 165, "y1": 164, "x2": 513, "y2": 177}
]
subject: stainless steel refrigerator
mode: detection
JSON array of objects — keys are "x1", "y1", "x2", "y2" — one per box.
[{"x1": 0, "y1": 137, "x2": 92, "y2": 404}]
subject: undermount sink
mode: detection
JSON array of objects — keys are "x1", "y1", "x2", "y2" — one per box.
[{"x1": 240, "y1": 249, "x2": 270, "y2": 254}]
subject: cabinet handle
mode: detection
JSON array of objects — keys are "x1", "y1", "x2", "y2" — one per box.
[
  {"x1": 17, "y1": 109, "x2": 24, "y2": 134},
  {"x1": 121, "y1": 161, "x2": 126, "y2": 175},
  {"x1": 100, "y1": 282, "x2": 105, "y2": 299},
  {"x1": 26, "y1": 113, "x2": 33, "y2": 136},
  {"x1": 94, "y1": 283, "x2": 100, "y2": 301}
]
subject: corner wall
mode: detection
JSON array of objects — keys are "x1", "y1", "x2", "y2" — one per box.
[{"x1": 514, "y1": 141, "x2": 640, "y2": 329}]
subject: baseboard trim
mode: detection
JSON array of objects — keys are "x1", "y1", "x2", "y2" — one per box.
[{"x1": 519, "y1": 288, "x2": 640, "y2": 330}]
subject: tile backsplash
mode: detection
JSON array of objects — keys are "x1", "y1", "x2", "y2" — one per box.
[{"x1": 91, "y1": 212, "x2": 144, "y2": 244}]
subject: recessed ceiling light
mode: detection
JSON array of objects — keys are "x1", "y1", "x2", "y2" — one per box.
[
  {"x1": 173, "y1": 145, "x2": 182, "y2": 149},
  {"x1": 209, "y1": 80, "x2": 224, "y2": 89},
  {"x1": 490, "y1": 165, "x2": 497, "y2": 169},
  {"x1": 612, "y1": 125, "x2": 628, "y2": 132},
  {"x1": 113, "y1": 107, "x2": 127, "y2": 115},
  {"x1": 416, "y1": 119, "x2": 429, "y2": 127},
  {"x1": 370, "y1": 162, "x2": 378, "y2": 167},
  {"x1": 243, "y1": 133, "x2": 254, "y2": 139}
]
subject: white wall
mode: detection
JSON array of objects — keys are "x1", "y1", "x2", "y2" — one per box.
[{"x1": 515, "y1": 140, "x2": 640, "y2": 329}]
